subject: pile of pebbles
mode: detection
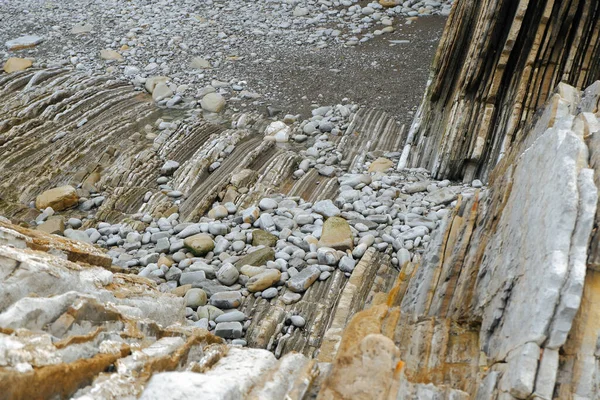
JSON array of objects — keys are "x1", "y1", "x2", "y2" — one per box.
[
  {"x1": 70, "y1": 157, "x2": 479, "y2": 344},
  {"x1": 2, "y1": 0, "x2": 454, "y2": 111}
]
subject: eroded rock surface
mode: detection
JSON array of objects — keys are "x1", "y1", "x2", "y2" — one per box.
[{"x1": 2, "y1": 61, "x2": 600, "y2": 399}]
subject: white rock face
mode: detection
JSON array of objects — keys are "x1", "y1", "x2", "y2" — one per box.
[{"x1": 140, "y1": 348, "x2": 276, "y2": 400}]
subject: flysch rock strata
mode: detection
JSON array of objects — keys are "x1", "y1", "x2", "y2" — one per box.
[{"x1": 2, "y1": 66, "x2": 600, "y2": 399}]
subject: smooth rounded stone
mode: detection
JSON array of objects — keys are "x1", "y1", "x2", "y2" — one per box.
[
  {"x1": 358, "y1": 234, "x2": 376, "y2": 247},
  {"x1": 259, "y1": 198, "x2": 278, "y2": 211},
  {"x1": 213, "y1": 239, "x2": 231, "y2": 255},
  {"x1": 275, "y1": 251, "x2": 291, "y2": 261},
  {"x1": 338, "y1": 256, "x2": 357, "y2": 273},
  {"x1": 214, "y1": 321, "x2": 243, "y2": 339},
  {"x1": 193, "y1": 318, "x2": 209, "y2": 330},
  {"x1": 224, "y1": 202, "x2": 237, "y2": 214},
  {"x1": 184, "y1": 288, "x2": 207, "y2": 309},
  {"x1": 216, "y1": 263, "x2": 239, "y2": 286},
  {"x1": 201, "y1": 92, "x2": 226, "y2": 113},
  {"x1": 240, "y1": 265, "x2": 266, "y2": 277},
  {"x1": 192, "y1": 262, "x2": 217, "y2": 278},
  {"x1": 318, "y1": 166, "x2": 336, "y2": 177},
  {"x1": 350, "y1": 241, "x2": 368, "y2": 258},
  {"x1": 231, "y1": 240, "x2": 246, "y2": 252},
  {"x1": 67, "y1": 218, "x2": 82, "y2": 229},
  {"x1": 281, "y1": 292, "x2": 302, "y2": 305},
  {"x1": 183, "y1": 233, "x2": 215, "y2": 256},
  {"x1": 210, "y1": 291, "x2": 242, "y2": 309},
  {"x1": 241, "y1": 206, "x2": 260, "y2": 224},
  {"x1": 290, "y1": 315, "x2": 306, "y2": 328},
  {"x1": 177, "y1": 224, "x2": 201, "y2": 239},
  {"x1": 286, "y1": 265, "x2": 321, "y2": 293},
  {"x1": 179, "y1": 271, "x2": 207, "y2": 287},
  {"x1": 165, "y1": 266, "x2": 182, "y2": 281},
  {"x1": 215, "y1": 310, "x2": 246, "y2": 323},
  {"x1": 197, "y1": 305, "x2": 224, "y2": 321},
  {"x1": 472, "y1": 179, "x2": 483, "y2": 188},
  {"x1": 313, "y1": 199, "x2": 341, "y2": 217},
  {"x1": 155, "y1": 237, "x2": 171, "y2": 253},
  {"x1": 319, "y1": 271, "x2": 331, "y2": 281},
  {"x1": 208, "y1": 223, "x2": 228, "y2": 236},
  {"x1": 140, "y1": 253, "x2": 159, "y2": 266},
  {"x1": 172, "y1": 252, "x2": 187, "y2": 263},
  {"x1": 273, "y1": 216, "x2": 295, "y2": 231},
  {"x1": 208, "y1": 205, "x2": 229, "y2": 219},
  {"x1": 258, "y1": 213, "x2": 275, "y2": 230},
  {"x1": 295, "y1": 213, "x2": 314, "y2": 226},
  {"x1": 399, "y1": 226, "x2": 429, "y2": 241},
  {"x1": 246, "y1": 269, "x2": 282, "y2": 292},
  {"x1": 262, "y1": 287, "x2": 279, "y2": 299},
  {"x1": 231, "y1": 339, "x2": 247, "y2": 346},
  {"x1": 397, "y1": 248, "x2": 411, "y2": 267},
  {"x1": 316, "y1": 247, "x2": 341, "y2": 265},
  {"x1": 138, "y1": 264, "x2": 158, "y2": 278}
]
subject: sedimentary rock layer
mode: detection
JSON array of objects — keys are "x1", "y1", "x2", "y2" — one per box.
[{"x1": 401, "y1": 0, "x2": 600, "y2": 182}]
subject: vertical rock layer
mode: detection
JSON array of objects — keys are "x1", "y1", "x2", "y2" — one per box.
[{"x1": 401, "y1": 0, "x2": 600, "y2": 182}]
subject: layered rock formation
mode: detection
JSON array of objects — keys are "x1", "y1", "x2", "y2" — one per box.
[
  {"x1": 3, "y1": 19, "x2": 600, "y2": 397},
  {"x1": 400, "y1": 0, "x2": 600, "y2": 182}
]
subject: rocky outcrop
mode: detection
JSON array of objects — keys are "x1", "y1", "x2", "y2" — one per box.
[
  {"x1": 3, "y1": 62, "x2": 600, "y2": 399},
  {"x1": 401, "y1": 0, "x2": 600, "y2": 182}
]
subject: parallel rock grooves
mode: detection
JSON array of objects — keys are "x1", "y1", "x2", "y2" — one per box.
[{"x1": 404, "y1": 0, "x2": 600, "y2": 181}]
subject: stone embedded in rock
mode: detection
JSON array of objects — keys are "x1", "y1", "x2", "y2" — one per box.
[
  {"x1": 230, "y1": 169, "x2": 257, "y2": 187},
  {"x1": 5, "y1": 35, "x2": 43, "y2": 50},
  {"x1": 246, "y1": 269, "x2": 281, "y2": 292},
  {"x1": 201, "y1": 93, "x2": 226, "y2": 113},
  {"x1": 286, "y1": 265, "x2": 321, "y2": 292},
  {"x1": 183, "y1": 234, "x2": 215, "y2": 256},
  {"x1": 318, "y1": 216, "x2": 353, "y2": 251},
  {"x1": 367, "y1": 157, "x2": 394, "y2": 172},
  {"x1": 35, "y1": 185, "x2": 79, "y2": 211},
  {"x1": 235, "y1": 247, "x2": 275, "y2": 267},
  {"x1": 252, "y1": 229, "x2": 278, "y2": 247},
  {"x1": 3, "y1": 57, "x2": 32, "y2": 73}
]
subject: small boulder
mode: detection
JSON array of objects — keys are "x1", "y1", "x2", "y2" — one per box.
[
  {"x1": 235, "y1": 247, "x2": 275, "y2": 267},
  {"x1": 200, "y1": 93, "x2": 226, "y2": 113},
  {"x1": 318, "y1": 216, "x2": 353, "y2": 251},
  {"x1": 252, "y1": 229, "x2": 278, "y2": 247},
  {"x1": 183, "y1": 234, "x2": 215, "y2": 256},
  {"x1": 368, "y1": 157, "x2": 394, "y2": 172},
  {"x1": 246, "y1": 269, "x2": 281, "y2": 292},
  {"x1": 3, "y1": 57, "x2": 32, "y2": 73},
  {"x1": 35, "y1": 186, "x2": 79, "y2": 211}
]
